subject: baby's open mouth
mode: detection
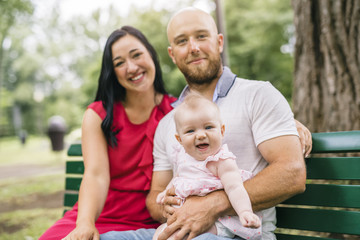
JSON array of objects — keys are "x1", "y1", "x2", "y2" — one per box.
[{"x1": 196, "y1": 143, "x2": 209, "y2": 149}]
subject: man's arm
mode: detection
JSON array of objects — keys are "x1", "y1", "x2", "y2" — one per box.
[
  {"x1": 146, "y1": 170, "x2": 173, "y2": 223},
  {"x1": 246, "y1": 135, "x2": 306, "y2": 211},
  {"x1": 159, "y1": 135, "x2": 306, "y2": 240}
]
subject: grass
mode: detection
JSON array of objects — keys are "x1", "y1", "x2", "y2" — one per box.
[
  {"x1": 0, "y1": 174, "x2": 64, "y2": 203},
  {"x1": 0, "y1": 136, "x2": 66, "y2": 165},
  {"x1": 0, "y1": 135, "x2": 69, "y2": 240},
  {"x1": 0, "y1": 208, "x2": 62, "y2": 240}
]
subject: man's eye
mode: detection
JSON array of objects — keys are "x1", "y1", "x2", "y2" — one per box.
[{"x1": 177, "y1": 39, "x2": 187, "y2": 45}]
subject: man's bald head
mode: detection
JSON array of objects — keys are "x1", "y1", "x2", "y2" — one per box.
[{"x1": 167, "y1": 7, "x2": 218, "y2": 44}]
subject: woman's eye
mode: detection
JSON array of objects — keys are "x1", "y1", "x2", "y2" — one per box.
[
  {"x1": 115, "y1": 61, "x2": 124, "y2": 67},
  {"x1": 133, "y1": 52, "x2": 142, "y2": 58}
]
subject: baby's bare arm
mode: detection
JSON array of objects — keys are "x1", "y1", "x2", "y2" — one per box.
[{"x1": 208, "y1": 159, "x2": 260, "y2": 228}]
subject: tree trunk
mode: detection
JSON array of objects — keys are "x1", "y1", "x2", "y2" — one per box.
[{"x1": 292, "y1": 0, "x2": 360, "y2": 132}]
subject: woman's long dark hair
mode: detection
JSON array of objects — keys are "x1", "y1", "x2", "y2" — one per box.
[{"x1": 94, "y1": 26, "x2": 167, "y2": 147}]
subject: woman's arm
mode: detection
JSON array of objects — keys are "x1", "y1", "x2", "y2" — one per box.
[{"x1": 63, "y1": 109, "x2": 110, "y2": 240}]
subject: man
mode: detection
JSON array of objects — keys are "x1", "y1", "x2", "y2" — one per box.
[{"x1": 145, "y1": 7, "x2": 309, "y2": 240}]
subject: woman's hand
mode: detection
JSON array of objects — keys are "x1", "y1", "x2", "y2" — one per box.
[{"x1": 61, "y1": 223, "x2": 99, "y2": 240}]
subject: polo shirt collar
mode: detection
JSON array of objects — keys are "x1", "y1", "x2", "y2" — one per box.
[{"x1": 171, "y1": 66, "x2": 236, "y2": 108}]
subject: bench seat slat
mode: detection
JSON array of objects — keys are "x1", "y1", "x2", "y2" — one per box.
[
  {"x1": 282, "y1": 184, "x2": 360, "y2": 208},
  {"x1": 306, "y1": 157, "x2": 360, "y2": 180},
  {"x1": 276, "y1": 207, "x2": 360, "y2": 235},
  {"x1": 311, "y1": 131, "x2": 360, "y2": 153}
]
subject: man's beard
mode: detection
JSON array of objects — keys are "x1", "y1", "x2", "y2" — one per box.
[{"x1": 179, "y1": 55, "x2": 222, "y2": 85}]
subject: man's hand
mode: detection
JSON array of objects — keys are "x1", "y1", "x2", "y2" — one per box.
[
  {"x1": 159, "y1": 190, "x2": 229, "y2": 240},
  {"x1": 295, "y1": 119, "x2": 312, "y2": 157}
]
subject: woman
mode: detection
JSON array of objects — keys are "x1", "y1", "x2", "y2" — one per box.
[{"x1": 39, "y1": 26, "x2": 176, "y2": 240}]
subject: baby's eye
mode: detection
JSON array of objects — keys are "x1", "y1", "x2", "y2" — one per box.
[
  {"x1": 186, "y1": 129, "x2": 194, "y2": 134},
  {"x1": 205, "y1": 126, "x2": 213, "y2": 130}
]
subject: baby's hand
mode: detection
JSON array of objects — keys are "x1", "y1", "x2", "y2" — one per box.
[
  {"x1": 239, "y1": 211, "x2": 261, "y2": 228},
  {"x1": 156, "y1": 190, "x2": 166, "y2": 204}
]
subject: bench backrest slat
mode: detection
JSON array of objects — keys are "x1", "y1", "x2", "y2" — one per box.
[
  {"x1": 306, "y1": 157, "x2": 360, "y2": 180},
  {"x1": 65, "y1": 177, "x2": 82, "y2": 191},
  {"x1": 311, "y1": 131, "x2": 360, "y2": 153},
  {"x1": 67, "y1": 143, "x2": 82, "y2": 156},
  {"x1": 276, "y1": 234, "x2": 334, "y2": 240},
  {"x1": 66, "y1": 161, "x2": 84, "y2": 175},
  {"x1": 282, "y1": 184, "x2": 360, "y2": 208},
  {"x1": 276, "y1": 130, "x2": 360, "y2": 239},
  {"x1": 64, "y1": 193, "x2": 79, "y2": 208},
  {"x1": 276, "y1": 207, "x2": 360, "y2": 235}
]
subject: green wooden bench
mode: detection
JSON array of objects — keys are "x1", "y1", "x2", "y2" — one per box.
[
  {"x1": 64, "y1": 142, "x2": 83, "y2": 212},
  {"x1": 275, "y1": 131, "x2": 360, "y2": 239},
  {"x1": 64, "y1": 131, "x2": 360, "y2": 239}
]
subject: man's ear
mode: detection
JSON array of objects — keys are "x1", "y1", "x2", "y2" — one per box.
[
  {"x1": 175, "y1": 134, "x2": 182, "y2": 143},
  {"x1": 221, "y1": 124, "x2": 225, "y2": 137},
  {"x1": 217, "y1": 33, "x2": 224, "y2": 53},
  {"x1": 168, "y1": 46, "x2": 176, "y2": 64}
]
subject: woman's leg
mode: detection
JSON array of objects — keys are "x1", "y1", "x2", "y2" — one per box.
[{"x1": 100, "y1": 228, "x2": 156, "y2": 240}]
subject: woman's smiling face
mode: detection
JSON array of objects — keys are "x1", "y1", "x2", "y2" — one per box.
[{"x1": 111, "y1": 34, "x2": 156, "y2": 95}]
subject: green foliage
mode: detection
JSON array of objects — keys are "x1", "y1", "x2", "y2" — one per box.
[
  {"x1": 224, "y1": 0, "x2": 294, "y2": 100},
  {"x1": 0, "y1": 0, "x2": 295, "y2": 136},
  {"x1": 0, "y1": 0, "x2": 33, "y2": 36}
]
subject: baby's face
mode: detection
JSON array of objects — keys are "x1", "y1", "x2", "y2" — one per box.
[{"x1": 176, "y1": 106, "x2": 224, "y2": 161}]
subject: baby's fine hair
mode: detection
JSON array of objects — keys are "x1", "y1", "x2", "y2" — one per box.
[{"x1": 174, "y1": 92, "x2": 221, "y2": 126}]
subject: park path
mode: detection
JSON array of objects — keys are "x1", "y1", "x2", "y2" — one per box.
[{"x1": 0, "y1": 163, "x2": 64, "y2": 180}]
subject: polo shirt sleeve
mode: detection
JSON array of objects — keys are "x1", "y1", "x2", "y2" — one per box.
[
  {"x1": 251, "y1": 82, "x2": 298, "y2": 146},
  {"x1": 153, "y1": 112, "x2": 174, "y2": 171}
]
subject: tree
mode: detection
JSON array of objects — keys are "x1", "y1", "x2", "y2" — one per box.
[
  {"x1": 292, "y1": 0, "x2": 360, "y2": 132},
  {"x1": 0, "y1": 0, "x2": 33, "y2": 136},
  {"x1": 224, "y1": 0, "x2": 294, "y2": 100}
]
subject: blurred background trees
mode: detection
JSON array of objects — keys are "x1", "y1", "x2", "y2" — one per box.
[{"x1": 5, "y1": 0, "x2": 351, "y2": 139}]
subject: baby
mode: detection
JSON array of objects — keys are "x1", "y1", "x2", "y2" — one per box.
[{"x1": 153, "y1": 93, "x2": 262, "y2": 239}]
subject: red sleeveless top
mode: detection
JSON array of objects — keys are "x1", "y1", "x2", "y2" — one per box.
[{"x1": 39, "y1": 94, "x2": 176, "y2": 239}]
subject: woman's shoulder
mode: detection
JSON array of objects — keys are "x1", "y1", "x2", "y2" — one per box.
[
  {"x1": 158, "y1": 94, "x2": 177, "y2": 114},
  {"x1": 87, "y1": 101, "x2": 108, "y2": 120}
]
